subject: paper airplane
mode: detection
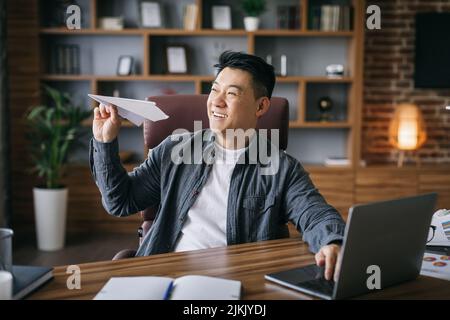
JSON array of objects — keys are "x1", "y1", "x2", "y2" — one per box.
[{"x1": 88, "y1": 94, "x2": 169, "y2": 126}]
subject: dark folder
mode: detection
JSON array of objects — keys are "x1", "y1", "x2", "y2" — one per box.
[{"x1": 12, "y1": 265, "x2": 53, "y2": 300}]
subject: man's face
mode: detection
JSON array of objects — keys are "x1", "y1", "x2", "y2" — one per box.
[{"x1": 207, "y1": 67, "x2": 261, "y2": 134}]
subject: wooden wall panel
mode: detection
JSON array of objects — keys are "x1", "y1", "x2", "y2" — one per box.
[
  {"x1": 7, "y1": 0, "x2": 40, "y2": 236},
  {"x1": 308, "y1": 168, "x2": 354, "y2": 220},
  {"x1": 64, "y1": 165, "x2": 141, "y2": 234},
  {"x1": 419, "y1": 172, "x2": 450, "y2": 210},
  {"x1": 355, "y1": 170, "x2": 418, "y2": 204}
]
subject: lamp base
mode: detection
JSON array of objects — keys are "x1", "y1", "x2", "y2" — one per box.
[{"x1": 397, "y1": 150, "x2": 421, "y2": 168}]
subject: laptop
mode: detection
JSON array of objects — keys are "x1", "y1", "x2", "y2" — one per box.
[{"x1": 265, "y1": 193, "x2": 437, "y2": 300}]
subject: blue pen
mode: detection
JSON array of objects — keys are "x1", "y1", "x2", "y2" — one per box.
[{"x1": 163, "y1": 281, "x2": 174, "y2": 300}]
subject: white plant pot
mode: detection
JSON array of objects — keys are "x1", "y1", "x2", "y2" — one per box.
[
  {"x1": 33, "y1": 187, "x2": 68, "y2": 251},
  {"x1": 244, "y1": 17, "x2": 260, "y2": 31}
]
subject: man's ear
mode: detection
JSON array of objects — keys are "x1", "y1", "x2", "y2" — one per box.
[{"x1": 256, "y1": 97, "x2": 270, "y2": 118}]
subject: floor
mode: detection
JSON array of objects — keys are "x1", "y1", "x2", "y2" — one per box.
[{"x1": 13, "y1": 232, "x2": 138, "y2": 267}]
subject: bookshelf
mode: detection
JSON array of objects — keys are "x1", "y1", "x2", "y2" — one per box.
[{"x1": 38, "y1": 0, "x2": 364, "y2": 168}]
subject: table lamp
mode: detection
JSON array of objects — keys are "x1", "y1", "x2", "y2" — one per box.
[{"x1": 388, "y1": 103, "x2": 426, "y2": 167}]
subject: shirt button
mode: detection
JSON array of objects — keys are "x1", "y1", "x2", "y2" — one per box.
[{"x1": 193, "y1": 190, "x2": 199, "y2": 196}]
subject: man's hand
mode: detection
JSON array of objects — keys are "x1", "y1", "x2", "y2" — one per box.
[
  {"x1": 315, "y1": 243, "x2": 342, "y2": 281},
  {"x1": 93, "y1": 103, "x2": 122, "y2": 143}
]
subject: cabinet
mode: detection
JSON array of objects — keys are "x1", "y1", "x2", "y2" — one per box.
[{"x1": 38, "y1": 0, "x2": 364, "y2": 167}]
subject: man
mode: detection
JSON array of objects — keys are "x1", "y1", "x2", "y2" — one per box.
[{"x1": 90, "y1": 51, "x2": 345, "y2": 281}]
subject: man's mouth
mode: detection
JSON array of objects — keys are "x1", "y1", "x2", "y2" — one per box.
[{"x1": 211, "y1": 111, "x2": 228, "y2": 119}]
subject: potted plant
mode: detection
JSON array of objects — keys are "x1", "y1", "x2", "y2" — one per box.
[
  {"x1": 241, "y1": 0, "x2": 266, "y2": 31},
  {"x1": 26, "y1": 85, "x2": 91, "y2": 251}
]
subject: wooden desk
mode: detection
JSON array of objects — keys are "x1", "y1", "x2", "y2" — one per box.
[{"x1": 29, "y1": 237, "x2": 450, "y2": 300}]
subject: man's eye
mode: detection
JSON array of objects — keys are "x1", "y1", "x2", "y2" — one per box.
[
  {"x1": 211, "y1": 87, "x2": 218, "y2": 92},
  {"x1": 227, "y1": 91, "x2": 237, "y2": 96}
]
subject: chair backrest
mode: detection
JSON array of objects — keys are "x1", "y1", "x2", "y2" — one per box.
[{"x1": 138, "y1": 94, "x2": 289, "y2": 240}]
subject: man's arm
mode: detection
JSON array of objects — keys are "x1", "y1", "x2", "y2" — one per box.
[
  {"x1": 283, "y1": 158, "x2": 346, "y2": 280},
  {"x1": 89, "y1": 138, "x2": 161, "y2": 217},
  {"x1": 283, "y1": 159, "x2": 346, "y2": 253},
  {"x1": 89, "y1": 103, "x2": 161, "y2": 217}
]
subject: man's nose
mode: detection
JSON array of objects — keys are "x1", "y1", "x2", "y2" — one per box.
[{"x1": 212, "y1": 93, "x2": 226, "y2": 108}]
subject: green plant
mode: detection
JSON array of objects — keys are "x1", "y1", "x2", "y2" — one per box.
[
  {"x1": 241, "y1": 0, "x2": 266, "y2": 17},
  {"x1": 26, "y1": 85, "x2": 91, "y2": 189}
]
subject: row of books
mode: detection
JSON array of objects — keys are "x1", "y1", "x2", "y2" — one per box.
[
  {"x1": 309, "y1": 5, "x2": 353, "y2": 31},
  {"x1": 49, "y1": 44, "x2": 80, "y2": 75},
  {"x1": 277, "y1": 5, "x2": 300, "y2": 30}
]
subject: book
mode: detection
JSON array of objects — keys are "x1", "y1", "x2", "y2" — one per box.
[
  {"x1": 12, "y1": 265, "x2": 53, "y2": 300},
  {"x1": 94, "y1": 275, "x2": 242, "y2": 300},
  {"x1": 277, "y1": 5, "x2": 300, "y2": 30},
  {"x1": 183, "y1": 4, "x2": 198, "y2": 30}
]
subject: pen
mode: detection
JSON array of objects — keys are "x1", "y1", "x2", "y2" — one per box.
[{"x1": 163, "y1": 281, "x2": 174, "y2": 300}]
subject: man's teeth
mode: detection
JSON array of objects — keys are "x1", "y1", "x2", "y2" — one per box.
[{"x1": 213, "y1": 111, "x2": 228, "y2": 118}]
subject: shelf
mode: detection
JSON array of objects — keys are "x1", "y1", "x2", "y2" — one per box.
[
  {"x1": 276, "y1": 76, "x2": 353, "y2": 83},
  {"x1": 304, "y1": 164, "x2": 353, "y2": 171},
  {"x1": 38, "y1": 0, "x2": 364, "y2": 170},
  {"x1": 41, "y1": 74, "x2": 353, "y2": 83},
  {"x1": 40, "y1": 28, "x2": 147, "y2": 35},
  {"x1": 39, "y1": 28, "x2": 354, "y2": 37},
  {"x1": 254, "y1": 30, "x2": 354, "y2": 37},
  {"x1": 41, "y1": 75, "x2": 95, "y2": 81},
  {"x1": 289, "y1": 121, "x2": 352, "y2": 128},
  {"x1": 41, "y1": 75, "x2": 216, "y2": 82}
]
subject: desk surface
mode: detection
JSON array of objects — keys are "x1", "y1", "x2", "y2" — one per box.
[{"x1": 29, "y1": 237, "x2": 450, "y2": 300}]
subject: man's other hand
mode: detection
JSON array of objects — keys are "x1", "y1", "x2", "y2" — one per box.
[{"x1": 315, "y1": 243, "x2": 342, "y2": 281}]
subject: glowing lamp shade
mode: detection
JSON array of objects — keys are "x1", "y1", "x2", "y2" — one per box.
[{"x1": 389, "y1": 104, "x2": 426, "y2": 151}]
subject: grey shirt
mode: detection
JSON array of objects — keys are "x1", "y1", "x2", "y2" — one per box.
[{"x1": 89, "y1": 129, "x2": 345, "y2": 256}]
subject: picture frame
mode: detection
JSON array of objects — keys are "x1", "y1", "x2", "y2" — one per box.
[
  {"x1": 139, "y1": 1, "x2": 163, "y2": 28},
  {"x1": 212, "y1": 5, "x2": 232, "y2": 30},
  {"x1": 116, "y1": 55, "x2": 134, "y2": 76},
  {"x1": 165, "y1": 45, "x2": 188, "y2": 74}
]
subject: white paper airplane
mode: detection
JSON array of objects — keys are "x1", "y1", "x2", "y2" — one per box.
[{"x1": 88, "y1": 94, "x2": 169, "y2": 126}]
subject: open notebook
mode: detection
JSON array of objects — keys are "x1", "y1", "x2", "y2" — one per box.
[{"x1": 94, "y1": 275, "x2": 241, "y2": 300}]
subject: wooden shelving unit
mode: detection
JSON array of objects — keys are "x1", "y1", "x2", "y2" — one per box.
[{"x1": 38, "y1": 0, "x2": 364, "y2": 168}]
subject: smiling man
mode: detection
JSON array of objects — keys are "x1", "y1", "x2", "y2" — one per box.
[{"x1": 90, "y1": 51, "x2": 346, "y2": 281}]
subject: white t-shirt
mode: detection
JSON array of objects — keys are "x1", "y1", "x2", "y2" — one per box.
[{"x1": 174, "y1": 143, "x2": 246, "y2": 252}]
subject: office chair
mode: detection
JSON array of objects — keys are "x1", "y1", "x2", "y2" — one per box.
[{"x1": 112, "y1": 94, "x2": 289, "y2": 260}]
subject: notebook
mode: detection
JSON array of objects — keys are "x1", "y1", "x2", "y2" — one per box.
[
  {"x1": 12, "y1": 265, "x2": 53, "y2": 300},
  {"x1": 94, "y1": 275, "x2": 241, "y2": 300}
]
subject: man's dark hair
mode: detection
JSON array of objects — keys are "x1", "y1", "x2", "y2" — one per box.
[{"x1": 214, "y1": 51, "x2": 275, "y2": 99}]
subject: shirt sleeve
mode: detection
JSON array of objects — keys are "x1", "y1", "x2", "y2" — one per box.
[
  {"x1": 89, "y1": 137, "x2": 162, "y2": 217},
  {"x1": 283, "y1": 159, "x2": 346, "y2": 253}
]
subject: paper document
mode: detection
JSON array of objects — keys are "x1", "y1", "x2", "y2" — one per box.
[
  {"x1": 88, "y1": 94, "x2": 169, "y2": 126},
  {"x1": 420, "y1": 252, "x2": 450, "y2": 281},
  {"x1": 427, "y1": 209, "x2": 450, "y2": 246}
]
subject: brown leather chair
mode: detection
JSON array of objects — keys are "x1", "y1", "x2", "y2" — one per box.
[{"x1": 112, "y1": 94, "x2": 289, "y2": 260}]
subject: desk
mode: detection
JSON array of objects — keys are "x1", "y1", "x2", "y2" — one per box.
[{"x1": 29, "y1": 237, "x2": 450, "y2": 300}]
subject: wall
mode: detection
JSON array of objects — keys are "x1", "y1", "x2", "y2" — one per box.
[
  {"x1": 7, "y1": 0, "x2": 40, "y2": 233},
  {"x1": 364, "y1": 0, "x2": 450, "y2": 165}
]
